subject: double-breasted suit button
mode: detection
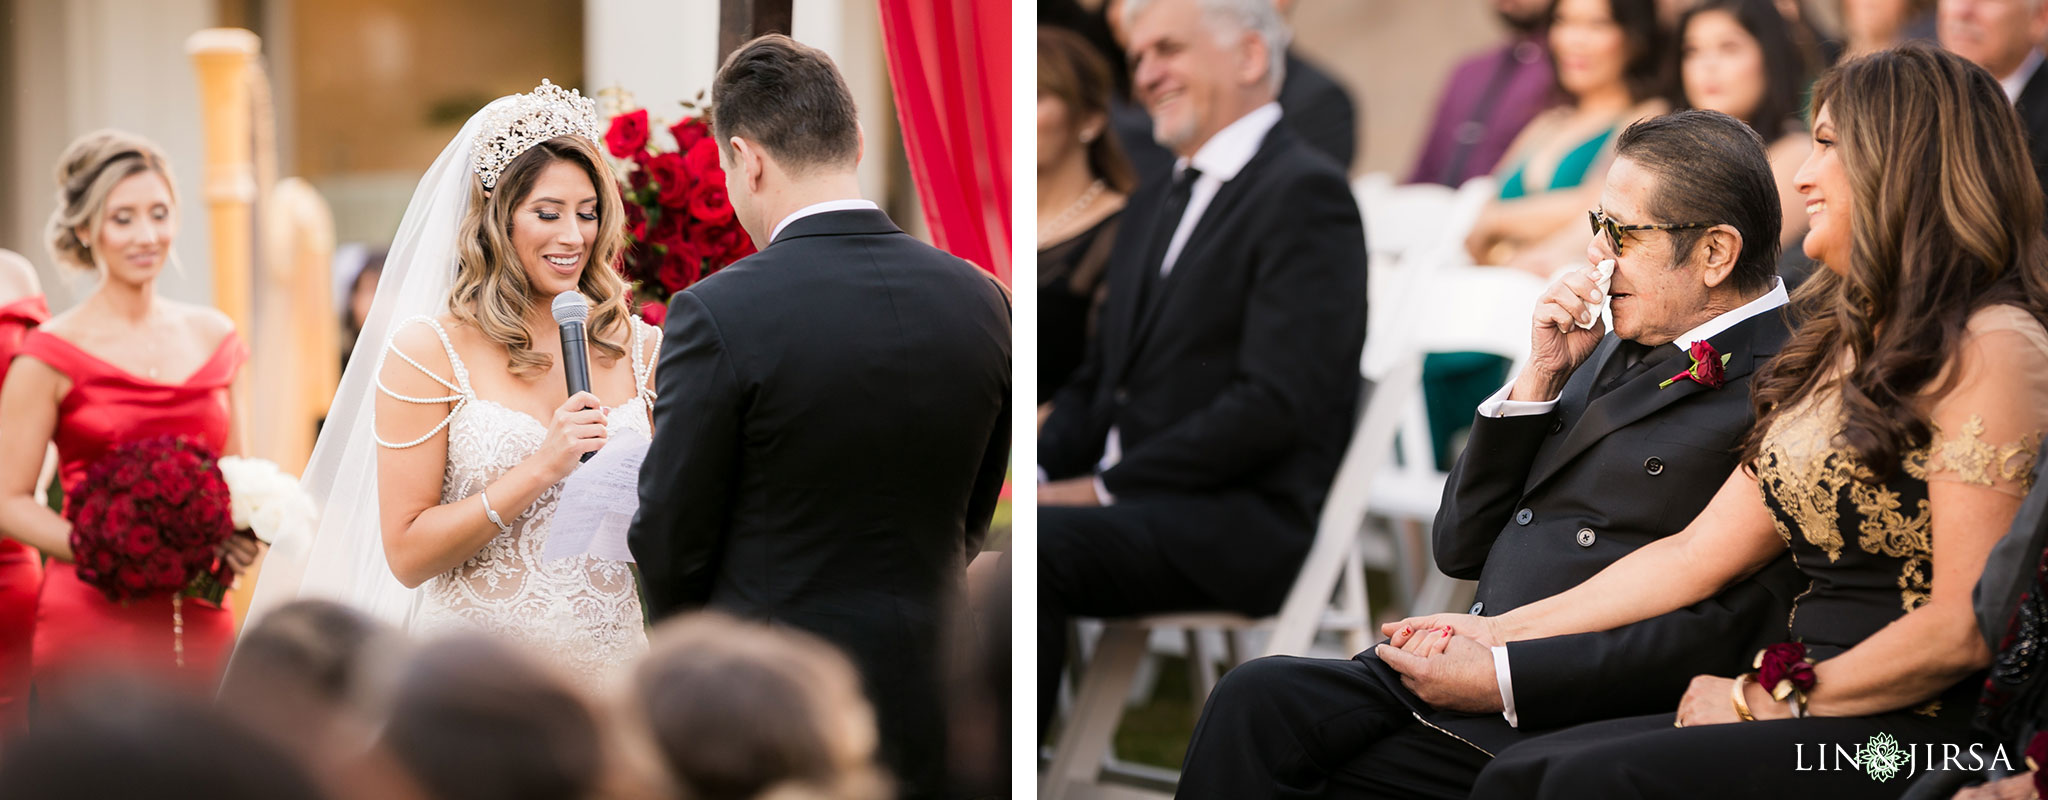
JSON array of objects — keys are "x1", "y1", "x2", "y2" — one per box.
[
  {"x1": 1470, "y1": 601, "x2": 1485, "y2": 614},
  {"x1": 1550, "y1": 419, "x2": 1564, "y2": 435},
  {"x1": 1644, "y1": 457, "x2": 1665, "y2": 476},
  {"x1": 1515, "y1": 508, "x2": 1533, "y2": 525},
  {"x1": 1576, "y1": 528, "x2": 1596, "y2": 547}
]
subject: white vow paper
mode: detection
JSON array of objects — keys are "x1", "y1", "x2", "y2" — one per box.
[{"x1": 543, "y1": 427, "x2": 650, "y2": 563}]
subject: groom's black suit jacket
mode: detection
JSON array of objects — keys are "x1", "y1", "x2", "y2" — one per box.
[
  {"x1": 1374, "y1": 308, "x2": 1806, "y2": 755},
  {"x1": 628, "y1": 209, "x2": 1010, "y2": 800}
]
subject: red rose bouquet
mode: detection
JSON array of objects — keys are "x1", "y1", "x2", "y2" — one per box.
[
  {"x1": 65, "y1": 435, "x2": 235, "y2": 607},
  {"x1": 601, "y1": 93, "x2": 758, "y2": 325}
]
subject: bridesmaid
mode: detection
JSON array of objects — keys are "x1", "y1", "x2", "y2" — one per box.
[
  {"x1": 0, "y1": 248, "x2": 47, "y2": 727},
  {"x1": 0, "y1": 131, "x2": 256, "y2": 686}
]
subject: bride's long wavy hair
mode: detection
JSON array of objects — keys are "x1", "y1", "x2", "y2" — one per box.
[
  {"x1": 1741, "y1": 45, "x2": 2048, "y2": 479},
  {"x1": 450, "y1": 134, "x2": 632, "y2": 378}
]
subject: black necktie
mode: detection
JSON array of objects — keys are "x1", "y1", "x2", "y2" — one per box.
[
  {"x1": 1593, "y1": 340, "x2": 1666, "y2": 398},
  {"x1": 1138, "y1": 167, "x2": 1204, "y2": 310}
]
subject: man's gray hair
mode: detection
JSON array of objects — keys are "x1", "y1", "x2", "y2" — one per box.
[{"x1": 1124, "y1": 0, "x2": 1292, "y2": 93}]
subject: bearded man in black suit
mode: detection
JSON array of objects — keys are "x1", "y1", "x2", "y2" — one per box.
[{"x1": 1174, "y1": 110, "x2": 1808, "y2": 799}]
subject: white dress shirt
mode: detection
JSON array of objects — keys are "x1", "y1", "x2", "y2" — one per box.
[
  {"x1": 2004, "y1": 49, "x2": 2045, "y2": 104},
  {"x1": 1159, "y1": 102, "x2": 1284, "y2": 276},
  {"x1": 770, "y1": 198, "x2": 882, "y2": 243},
  {"x1": 1475, "y1": 277, "x2": 1787, "y2": 727}
]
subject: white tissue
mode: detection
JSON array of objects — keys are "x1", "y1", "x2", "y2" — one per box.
[{"x1": 1579, "y1": 259, "x2": 1615, "y2": 330}]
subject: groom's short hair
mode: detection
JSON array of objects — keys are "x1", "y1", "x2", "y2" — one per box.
[{"x1": 711, "y1": 34, "x2": 861, "y2": 174}]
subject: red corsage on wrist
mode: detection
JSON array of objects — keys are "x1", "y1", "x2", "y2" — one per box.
[{"x1": 1755, "y1": 642, "x2": 1817, "y2": 715}]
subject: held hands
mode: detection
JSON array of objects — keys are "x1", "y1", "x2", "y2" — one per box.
[
  {"x1": 1372, "y1": 630, "x2": 1505, "y2": 713},
  {"x1": 537, "y1": 391, "x2": 609, "y2": 481},
  {"x1": 1511, "y1": 262, "x2": 1611, "y2": 403},
  {"x1": 1382, "y1": 613, "x2": 1505, "y2": 648}
]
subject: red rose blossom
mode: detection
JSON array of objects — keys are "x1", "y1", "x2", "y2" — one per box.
[
  {"x1": 639, "y1": 300, "x2": 668, "y2": 327},
  {"x1": 688, "y1": 183, "x2": 736, "y2": 226},
  {"x1": 670, "y1": 117, "x2": 708, "y2": 154},
  {"x1": 647, "y1": 152, "x2": 692, "y2": 210},
  {"x1": 605, "y1": 109, "x2": 651, "y2": 160},
  {"x1": 1755, "y1": 642, "x2": 1816, "y2": 698},
  {"x1": 683, "y1": 138, "x2": 721, "y2": 177},
  {"x1": 1661, "y1": 340, "x2": 1730, "y2": 390}
]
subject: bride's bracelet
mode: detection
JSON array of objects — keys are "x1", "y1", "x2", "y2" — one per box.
[{"x1": 479, "y1": 489, "x2": 513, "y2": 536}]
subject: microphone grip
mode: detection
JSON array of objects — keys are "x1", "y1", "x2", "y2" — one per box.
[{"x1": 559, "y1": 320, "x2": 595, "y2": 463}]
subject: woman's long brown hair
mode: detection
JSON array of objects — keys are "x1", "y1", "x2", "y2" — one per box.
[{"x1": 1742, "y1": 45, "x2": 2048, "y2": 479}]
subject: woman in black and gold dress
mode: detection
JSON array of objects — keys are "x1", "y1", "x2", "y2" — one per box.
[{"x1": 1389, "y1": 45, "x2": 2048, "y2": 796}]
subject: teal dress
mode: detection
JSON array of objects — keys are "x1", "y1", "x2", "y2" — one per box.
[{"x1": 1423, "y1": 124, "x2": 1619, "y2": 468}]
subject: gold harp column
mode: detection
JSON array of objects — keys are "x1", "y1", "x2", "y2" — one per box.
[{"x1": 185, "y1": 29, "x2": 261, "y2": 334}]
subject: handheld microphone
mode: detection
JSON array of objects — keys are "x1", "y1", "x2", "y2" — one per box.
[{"x1": 551, "y1": 291, "x2": 595, "y2": 462}]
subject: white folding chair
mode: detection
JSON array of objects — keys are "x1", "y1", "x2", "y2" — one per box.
[{"x1": 1041, "y1": 337, "x2": 1416, "y2": 800}]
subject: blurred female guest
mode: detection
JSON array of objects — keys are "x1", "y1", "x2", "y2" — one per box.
[
  {"x1": 1038, "y1": 26, "x2": 1135, "y2": 407},
  {"x1": 0, "y1": 131, "x2": 254, "y2": 683},
  {"x1": 0, "y1": 249, "x2": 45, "y2": 728},
  {"x1": 1466, "y1": 0, "x2": 1670, "y2": 277},
  {"x1": 1391, "y1": 46, "x2": 2048, "y2": 797},
  {"x1": 635, "y1": 613, "x2": 888, "y2": 800},
  {"x1": 382, "y1": 635, "x2": 608, "y2": 800},
  {"x1": 1678, "y1": 0, "x2": 1814, "y2": 253}
]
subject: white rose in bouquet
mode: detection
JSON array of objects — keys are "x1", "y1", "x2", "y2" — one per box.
[{"x1": 216, "y1": 456, "x2": 316, "y2": 551}]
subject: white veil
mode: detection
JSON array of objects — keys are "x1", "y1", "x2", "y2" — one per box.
[{"x1": 243, "y1": 97, "x2": 518, "y2": 630}]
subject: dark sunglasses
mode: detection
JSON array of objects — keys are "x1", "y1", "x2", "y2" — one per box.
[{"x1": 1588, "y1": 209, "x2": 1717, "y2": 256}]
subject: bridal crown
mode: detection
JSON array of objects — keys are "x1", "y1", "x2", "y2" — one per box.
[{"x1": 471, "y1": 79, "x2": 601, "y2": 190}]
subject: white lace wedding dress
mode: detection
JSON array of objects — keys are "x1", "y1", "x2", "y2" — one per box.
[{"x1": 380, "y1": 314, "x2": 656, "y2": 677}]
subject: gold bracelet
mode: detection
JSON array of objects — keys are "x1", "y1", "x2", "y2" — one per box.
[{"x1": 1731, "y1": 673, "x2": 1756, "y2": 722}]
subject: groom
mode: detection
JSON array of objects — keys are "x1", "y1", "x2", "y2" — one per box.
[{"x1": 628, "y1": 34, "x2": 1012, "y2": 800}]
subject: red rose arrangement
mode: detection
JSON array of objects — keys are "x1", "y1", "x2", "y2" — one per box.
[
  {"x1": 602, "y1": 98, "x2": 757, "y2": 326},
  {"x1": 65, "y1": 435, "x2": 235, "y2": 607},
  {"x1": 1661, "y1": 340, "x2": 1733, "y2": 389}
]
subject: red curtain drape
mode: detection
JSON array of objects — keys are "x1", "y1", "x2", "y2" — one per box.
[{"x1": 877, "y1": 0, "x2": 1011, "y2": 284}]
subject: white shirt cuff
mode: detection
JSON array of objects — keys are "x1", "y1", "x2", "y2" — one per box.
[
  {"x1": 1038, "y1": 466, "x2": 1049, "y2": 484},
  {"x1": 1491, "y1": 645, "x2": 1519, "y2": 728},
  {"x1": 1092, "y1": 476, "x2": 1116, "y2": 506},
  {"x1": 1477, "y1": 381, "x2": 1559, "y2": 419}
]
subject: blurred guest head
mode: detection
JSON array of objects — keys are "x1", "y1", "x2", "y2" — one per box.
[
  {"x1": 218, "y1": 600, "x2": 404, "y2": 758},
  {"x1": 47, "y1": 129, "x2": 179, "y2": 286},
  {"x1": 381, "y1": 635, "x2": 604, "y2": 800},
  {"x1": 1755, "y1": 44, "x2": 2048, "y2": 474},
  {"x1": 712, "y1": 33, "x2": 864, "y2": 247},
  {"x1": 1680, "y1": 0, "x2": 1811, "y2": 137},
  {"x1": 1550, "y1": 0, "x2": 1670, "y2": 106},
  {"x1": 1591, "y1": 110, "x2": 1781, "y2": 345},
  {"x1": 1938, "y1": 0, "x2": 2048, "y2": 81},
  {"x1": 343, "y1": 249, "x2": 387, "y2": 346},
  {"x1": 1844, "y1": 0, "x2": 1935, "y2": 55},
  {"x1": 0, "y1": 674, "x2": 330, "y2": 799},
  {"x1": 1124, "y1": 0, "x2": 1292, "y2": 156},
  {"x1": 635, "y1": 613, "x2": 888, "y2": 800},
  {"x1": 1500, "y1": 0, "x2": 1555, "y2": 31},
  {"x1": 1040, "y1": 26, "x2": 1138, "y2": 193}
]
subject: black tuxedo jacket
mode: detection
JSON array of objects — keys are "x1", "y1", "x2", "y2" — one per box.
[
  {"x1": 2016, "y1": 65, "x2": 2048, "y2": 206},
  {"x1": 1039, "y1": 123, "x2": 1368, "y2": 610},
  {"x1": 628, "y1": 209, "x2": 1010, "y2": 799},
  {"x1": 1279, "y1": 50, "x2": 1358, "y2": 173},
  {"x1": 1395, "y1": 307, "x2": 1806, "y2": 752}
]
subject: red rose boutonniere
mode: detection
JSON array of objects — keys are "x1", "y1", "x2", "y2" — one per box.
[{"x1": 1660, "y1": 340, "x2": 1733, "y2": 389}]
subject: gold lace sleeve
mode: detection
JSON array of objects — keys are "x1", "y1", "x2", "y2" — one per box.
[{"x1": 1907, "y1": 307, "x2": 2048, "y2": 497}]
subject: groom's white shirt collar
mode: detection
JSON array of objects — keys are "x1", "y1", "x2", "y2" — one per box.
[{"x1": 771, "y1": 199, "x2": 881, "y2": 243}]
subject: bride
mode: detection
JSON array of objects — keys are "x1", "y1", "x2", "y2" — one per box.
[{"x1": 246, "y1": 80, "x2": 657, "y2": 675}]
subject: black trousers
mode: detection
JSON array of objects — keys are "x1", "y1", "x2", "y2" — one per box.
[
  {"x1": 1175, "y1": 654, "x2": 1492, "y2": 799},
  {"x1": 1039, "y1": 493, "x2": 1308, "y2": 738},
  {"x1": 1471, "y1": 710, "x2": 1996, "y2": 798}
]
